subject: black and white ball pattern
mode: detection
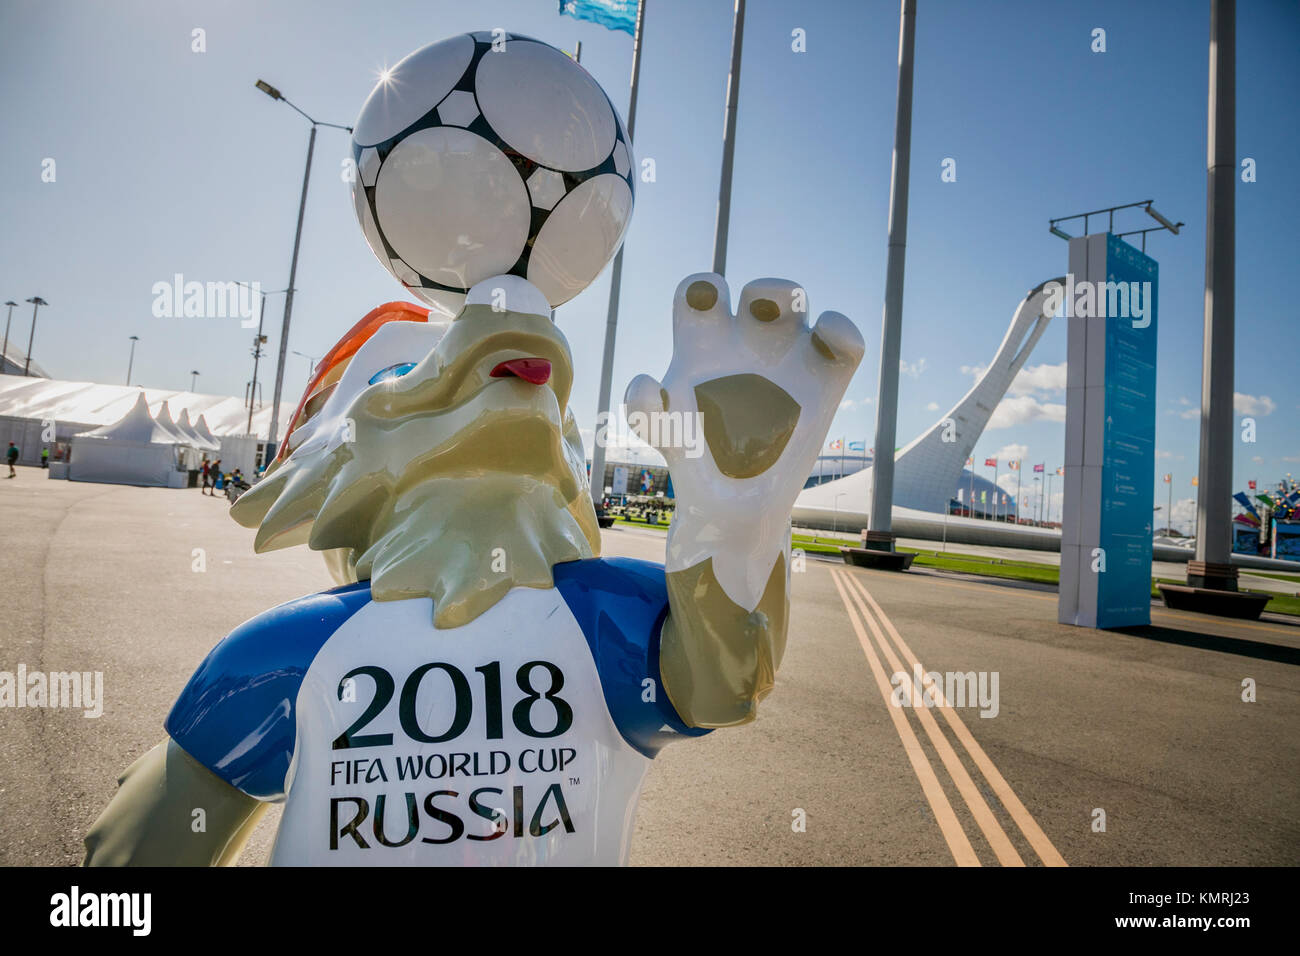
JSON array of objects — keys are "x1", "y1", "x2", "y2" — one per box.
[{"x1": 351, "y1": 32, "x2": 635, "y2": 317}]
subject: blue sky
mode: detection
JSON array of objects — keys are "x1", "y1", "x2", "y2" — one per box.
[{"x1": 2, "y1": 0, "x2": 1296, "y2": 530}]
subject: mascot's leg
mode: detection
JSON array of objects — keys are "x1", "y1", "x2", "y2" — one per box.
[{"x1": 83, "y1": 739, "x2": 267, "y2": 866}]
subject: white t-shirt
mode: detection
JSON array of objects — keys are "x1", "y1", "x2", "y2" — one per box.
[{"x1": 166, "y1": 558, "x2": 707, "y2": 866}]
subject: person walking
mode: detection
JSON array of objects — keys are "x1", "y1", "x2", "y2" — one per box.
[
  {"x1": 6, "y1": 442, "x2": 18, "y2": 478},
  {"x1": 41, "y1": 447, "x2": 49, "y2": 469},
  {"x1": 201, "y1": 458, "x2": 213, "y2": 495},
  {"x1": 209, "y1": 460, "x2": 222, "y2": 497}
]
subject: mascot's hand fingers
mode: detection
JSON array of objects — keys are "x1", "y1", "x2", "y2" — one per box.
[
  {"x1": 624, "y1": 374, "x2": 666, "y2": 448},
  {"x1": 810, "y1": 310, "x2": 866, "y2": 373}
]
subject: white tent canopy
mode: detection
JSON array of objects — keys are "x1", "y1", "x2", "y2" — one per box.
[
  {"x1": 0, "y1": 374, "x2": 293, "y2": 440},
  {"x1": 177, "y1": 408, "x2": 220, "y2": 451},
  {"x1": 70, "y1": 393, "x2": 189, "y2": 487},
  {"x1": 0, "y1": 373, "x2": 294, "y2": 471},
  {"x1": 151, "y1": 402, "x2": 192, "y2": 446},
  {"x1": 193, "y1": 414, "x2": 220, "y2": 448}
]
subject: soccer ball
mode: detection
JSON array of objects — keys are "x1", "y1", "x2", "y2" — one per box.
[{"x1": 351, "y1": 32, "x2": 635, "y2": 318}]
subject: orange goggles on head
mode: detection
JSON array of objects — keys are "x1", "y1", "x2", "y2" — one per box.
[{"x1": 275, "y1": 301, "x2": 432, "y2": 462}]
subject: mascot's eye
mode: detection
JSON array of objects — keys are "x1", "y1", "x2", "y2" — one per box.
[{"x1": 368, "y1": 362, "x2": 417, "y2": 385}]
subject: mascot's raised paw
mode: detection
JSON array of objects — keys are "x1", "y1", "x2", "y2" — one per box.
[{"x1": 625, "y1": 274, "x2": 864, "y2": 612}]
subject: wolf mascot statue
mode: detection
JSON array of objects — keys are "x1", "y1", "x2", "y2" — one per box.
[
  {"x1": 85, "y1": 37, "x2": 864, "y2": 867},
  {"x1": 84, "y1": 272, "x2": 863, "y2": 866}
]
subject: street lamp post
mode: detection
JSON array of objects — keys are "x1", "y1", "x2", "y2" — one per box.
[
  {"x1": 235, "y1": 283, "x2": 289, "y2": 439},
  {"x1": 290, "y1": 350, "x2": 319, "y2": 378},
  {"x1": 2, "y1": 301, "x2": 16, "y2": 374},
  {"x1": 190, "y1": 370, "x2": 200, "y2": 392},
  {"x1": 126, "y1": 336, "x2": 139, "y2": 385},
  {"x1": 254, "y1": 79, "x2": 351, "y2": 457},
  {"x1": 23, "y1": 297, "x2": 47, "y2": 376}
]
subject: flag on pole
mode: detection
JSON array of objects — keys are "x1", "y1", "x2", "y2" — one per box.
[
  {"x1": 1163, "y1": 474, "x2": 1171, "y2": 483},
  {"x1": 1191, "y1": 476, "x2": 1199, "y2": 486},
  {"x1": 980, "y1": 490, "x2": 987, "y2": 503},
  {"x1": 1248, "y1": 479, "x2": 1256, "y2": 490},
  {"x1": 1008, "y1": 459, "x2": 1020, "y2": 471},
  {"x1": 848, "y1": 440, "x2": 866, "y2": 452},
  {"x1": 558, "y1": 0, "x2": 638, "y2": 34},
  {"x1": 829, "y1": 438, "x2": 843, "y2": 451},
  {"x1": 1056, "y1": 466, "x2": 1064, "y2": 476},
  {"x1": 984, "y1": 457, "x2": 997, "y2": 467},
  {"x1": 966, "y1": 457, "x2": 974, "y2": 466},
  {"x1": 1033, "y1": 463, "x2": 1044, "y2": 473}
]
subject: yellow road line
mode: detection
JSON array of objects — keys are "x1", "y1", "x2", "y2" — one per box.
[
  {"x1": 828, "y1": 569, "x2": 980, "y2": 866},
  {"x1": 843, "y1": 571, "x2": 1068, "y2": 867},
  {"x1": 837, "y1": 571, "x2": 1026, "y2": 866}
]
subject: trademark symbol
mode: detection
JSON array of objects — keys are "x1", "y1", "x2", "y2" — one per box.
[{"x1": 568, "y1": 776, "x2": 581, "y2": 786}]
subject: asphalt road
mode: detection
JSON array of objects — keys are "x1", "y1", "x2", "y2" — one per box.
[{"x1": 2, "y1": 472, "x2": 1297, "y2": 866}]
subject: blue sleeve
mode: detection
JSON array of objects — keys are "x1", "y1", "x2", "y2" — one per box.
[
  {"x1": 553, "y1": 557, "x2": 710, "y2": 758},
  {"x1": 164, "y1": 581, "x2": 372, "y2": 800}
]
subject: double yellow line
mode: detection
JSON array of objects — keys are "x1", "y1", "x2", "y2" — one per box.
[{"x1": 829, "y1": 567, "x2": 1067, "y2": 867}]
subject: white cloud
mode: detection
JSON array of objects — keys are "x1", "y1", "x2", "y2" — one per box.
[
  {"x1": 1007, "y1": 362, "x2": 1067, "y2": 396},
  {"x1": 987, "y1": 395, "x2": 1067, "y2": 429},
  {"x1": 1155, "y1": 449, "x2": 1183, "y2": 460},
  {"x1": 1252, "y1": 455, "x2": 1265, "y2": 464},
  {"x1": 900, "y1": 357, "x2": 928, "y2": 378},
  {"x1": 1234, "y1": 393, "x2": 1276, "y2": 416},
  {"x1": 925, "y1": 401, "x2": 940, "y2": 411},
  {"x1": 961, "y1": 361, "x2": 1065, "y2": 399},
  {"x1": 1179, "y1": 407, "x2": 1199, "y2": 420},
  {"x1": 839, "y1": 396, "x2": 874, "y2": 410},
  {"x1": 1178, "y1": 396, "x2": 1191, "y2": 406},
  {"x1": 993, "y1": 443, "x2": 1028, "y2": 462},
  {"x1": 1159, "y1": 496, "x2": 1198, "y2": 536}
]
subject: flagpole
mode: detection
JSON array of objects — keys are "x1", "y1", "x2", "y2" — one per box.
[
  {"x1": 989, "y1": 462, "x2": 996, "y2": 520},
  {"x1": 588, "y1": 0, "x2": 647, "y2": 511},
  {"x1": 712, "y1": 0, "x2": 746, "y2": 274},
  {"x1": 1015, "y1": 462, "x2": 1022, "y2": 525},
  {"x1": 867, "y1": 0, "x2": 918, "y2": 547},
  {"x1": 1168, "y1": 474, "x2": 1173, "y2": 535}
]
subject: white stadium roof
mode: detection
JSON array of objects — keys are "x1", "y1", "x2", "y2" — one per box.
[{"x1": 0, "y1": 373, "x2": 294, "y2": 440}]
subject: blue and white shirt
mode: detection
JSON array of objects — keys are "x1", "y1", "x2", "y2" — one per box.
[{"x1": 166, "y1": 557, "x2": 707, "y2": 866}]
